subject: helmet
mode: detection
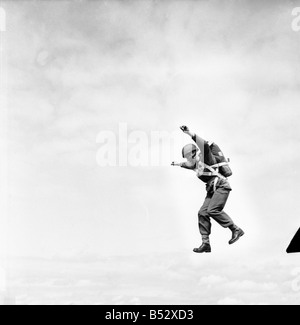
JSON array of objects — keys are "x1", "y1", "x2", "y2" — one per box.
[{"x1": 182, "y1": 144, "x2": 198, "y2": 158}]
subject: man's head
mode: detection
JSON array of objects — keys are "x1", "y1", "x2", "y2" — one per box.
[{"x1": 182, "y1": 144, "x2": 199, "y2": 162}]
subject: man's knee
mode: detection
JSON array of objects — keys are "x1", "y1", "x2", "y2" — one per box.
[
  {"x1": 207, "y1": 206, "x2": 221, "y2": 218},
  {"x1": 198, "y1": 210, "x2": 209, "y2": 221}
]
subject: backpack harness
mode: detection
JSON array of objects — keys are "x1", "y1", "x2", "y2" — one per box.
[{"x1": 195, "y1": 141, "x2": 231, "y2": 192}]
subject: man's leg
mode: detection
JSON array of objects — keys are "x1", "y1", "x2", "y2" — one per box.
[
  {"x1": 207, "y1": 185, "x2": 244, "y2": 244},
  {"x1": 207, "y1": 186, "x2": 234, "y2": 228},
  {"x1": 198, "y1": 195, "x2": 212, "y2": 244},
  {"x1": 193, "y1": 195, "x2": 213, "y2": 253}
]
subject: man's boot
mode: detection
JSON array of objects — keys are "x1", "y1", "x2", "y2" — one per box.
[
  {"x1": 229, "y1": 226, "x2": 245, "y2": 245},
  {"x1": 193, "y1": 243, "x2": 211, "y2": 253}
]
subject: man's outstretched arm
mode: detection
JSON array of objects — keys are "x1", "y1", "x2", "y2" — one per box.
[
  {"x1": 171, "y1": 161, "x2": 182, "y2": 167},
  {"x1": 171, "y1": 161, "x2": 195, "y2": 169}
]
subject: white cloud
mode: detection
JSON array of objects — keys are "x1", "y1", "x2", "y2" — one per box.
[
  {"x1": 76, "y1": 280, "x2": 92, "y2": 287},
  {"x1": 217, "y1": 297, "x2": 243, "y2": 305},
  {"x1": 129, "y1": 297, "x2": 141, "y2": 305},
  {"x1": 199, "y1": 275, "x2": 227, "y2": 287},
  {"x1": 224, "y1": 280, "x2": 279, "y2": 293},
  {"x1": 6, "y1": 253, "x2": 300, "y2": 305}
]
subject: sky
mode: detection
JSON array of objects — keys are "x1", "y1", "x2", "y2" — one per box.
[{"x1": 0, "y1": 0, "x2": 300, "y2": 304}]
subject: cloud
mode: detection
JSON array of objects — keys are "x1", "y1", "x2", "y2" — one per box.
[
  {"x1": 224, "y1": 280, "x2": 279, "y2": 293},
  {"x1": 217, "y1": 297, "x2": 243, "y2": 305},
  {"x1": 199, "y1": 275, "x2": 227, "y2": 287},
  {"x1": 8, "y1": 252, "x2": 299, "y2": 305},
  {"x1": 129, "y1": 297, "x2": 142, "y2": 305}
]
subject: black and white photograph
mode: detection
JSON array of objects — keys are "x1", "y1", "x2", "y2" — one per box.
[{"x1": 0, "y1": 0, "x2": 300, "y2": 306}]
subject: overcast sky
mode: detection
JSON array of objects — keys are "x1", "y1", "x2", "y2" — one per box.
[{"x1": 0, "y1": 0, "x2": 300, "y2": 304}]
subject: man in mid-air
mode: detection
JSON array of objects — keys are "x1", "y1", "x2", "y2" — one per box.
[{"x1": 171, "y1": 126, "x2": 244, "y2": 253}]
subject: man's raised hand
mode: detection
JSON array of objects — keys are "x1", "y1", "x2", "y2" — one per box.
[
  {"x1": 180, "y1": 125, "x2": 194, "y2": 138},
  {"x1": 180, "y1": 125, "x2": 190, "y2": 133}
]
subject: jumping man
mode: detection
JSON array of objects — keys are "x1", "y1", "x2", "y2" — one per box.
[{"x1": 171, "y1": 126, "x2": 244, "y2": 253}]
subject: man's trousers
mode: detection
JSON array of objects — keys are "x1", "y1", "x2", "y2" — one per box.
[{"x1": 198, "y1": 178, "x2": 234, "y2": 242}]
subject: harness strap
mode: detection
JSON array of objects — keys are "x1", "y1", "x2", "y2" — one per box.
[
  {"x1": 210, "y1": 162, "x2": 229, "y2": 168},
  {"x1": 213, "y1": 177, "x2": 218, "y2": 192},
  {"x1": 204, "y1": 164, "x2": 227, "y2": 180},
  {"x1": 195, "y1": 160, "x2": 228, "y2": 193},
  {"x1": 201, "y1": 172, "x2": 215, "y2": 176}
]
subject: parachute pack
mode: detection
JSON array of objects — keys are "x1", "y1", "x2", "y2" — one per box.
[
  {"x1": 181, "y1": 140, "x2": 233, "y2": 180},
  {"x1": 195, "y1": 142, "x2": 232, "y2": 181},
  {"x1": 195, "y1": 142, "x2": 232, "y2": 180},
  {"x1": 208, "y1": 142, "x2": 233, "y2": 178}
]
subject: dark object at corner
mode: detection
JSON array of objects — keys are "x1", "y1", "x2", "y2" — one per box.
[{"x1": 287, "y1": 228, "x2": 300, "y2": 253}]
